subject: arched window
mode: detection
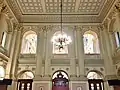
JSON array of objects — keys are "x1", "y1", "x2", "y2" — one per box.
[
  {"x1": 1, "y1": 32, "x2": 7, "y2": 47},
  {"x1": 21, "y1": 31, "x2": 37, "y2": 54},
  {"x1": 19, "y1": 71, "x2": 34, "y2": 79},
  {"x1": 0, "y1": 66, "x2": 5, "y2": 80},
  {"x1": 51, "y1": 31, "x2": 71, "y2": 54},
  {"x1": 83, "y1": 31, "x2": 100, "y2": 54},
  {"x1": 115, "y1": 31, "x2": 120, "y2": 48},
  {"x1": 87, "y1": 71, "x2": 102, "y2": 79}
]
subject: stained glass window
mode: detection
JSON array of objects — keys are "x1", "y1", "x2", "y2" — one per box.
[
  {"x1": 83, "y1": 31, "x2": 100, "y2": 54},
  {"x1": 21, "y1": 31, "x2": 37, "y2": 54}
]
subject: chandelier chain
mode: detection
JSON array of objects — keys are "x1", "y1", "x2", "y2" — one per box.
[{"x1": 60, "y1": 0, "x2": 63, "y2": 33}]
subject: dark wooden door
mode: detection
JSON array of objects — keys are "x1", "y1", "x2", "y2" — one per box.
[
  {"x1": 0, "y1": 85, "x2": 7, "y2": 90},
  {"x1": 17, "y1": 79, "x2": 33, "y2": 90},
  {"x1": 88, "y1": 79, "x2": 104, "y2": 90}
]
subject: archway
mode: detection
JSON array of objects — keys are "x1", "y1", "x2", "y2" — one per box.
[
  {"x1": 52, "y1": 70, "x2": 69, "y2": 90},
  {"x1": 87, "y1": 71, "x2": 104, "y2": 90},
  {"x1": 17, "y1": 71, "x2": 34, "y2": 90}
]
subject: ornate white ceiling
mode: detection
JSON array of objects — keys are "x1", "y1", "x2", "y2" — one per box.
[
  {"x1": 6, "y1": 0, "x2": 116, "y2": 23},
  {"x1": 17, "y1": 0, "x2": 104, "y2": 14}
]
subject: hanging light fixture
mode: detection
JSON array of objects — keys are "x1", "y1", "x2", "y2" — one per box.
[{"x1": 51, "y1": 0, "x2": 72, "y2": 52}]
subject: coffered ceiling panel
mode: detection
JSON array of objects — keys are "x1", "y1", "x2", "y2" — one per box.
[
  {"x1": 77, "y1": 0, "x2": 104, "y2": 14},
  {"x1": 17, "y1": 0, "x2": 43, "y2": 13},
  {"x1": 16, "y1": 0, "x2": 105, "y2": 14},
  {"x1": 6, "y1": 0, "x2": 116, "y2": 23},
  {"x1": 45, "y1": 0, "x2": 76, "y2": 13}
]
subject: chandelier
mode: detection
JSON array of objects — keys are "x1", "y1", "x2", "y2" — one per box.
[{"x1": 51, "y1": 0, "x2": 72, "y2": 51}]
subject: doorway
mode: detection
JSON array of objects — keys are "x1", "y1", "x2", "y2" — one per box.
[
  {"x1": 17, "y1": 71, "x2": 34, "y2": 90},
  {"x1": 87, "y1": 71, "x2": 104, "y2": 90},
  {"x1": 52, "y1": 70, "x2": 69, "y2": 90}
]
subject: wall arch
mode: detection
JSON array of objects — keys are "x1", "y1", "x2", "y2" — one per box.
[
  {"x1": 52, "y1": 70, "x2": 69, "y2": 80},
  {"x1": 21, "y1": 30, "x2": 37, "y2": 54},
  {"x1": 87, "y1": 70, "x2": 104, "y2": 79},
  {"x1": 22, "y1": 30, "x2": 37, "y2": 38},
  {"x1": 109, "y1": 18, "x2": 116, "y2": 32},
  {"x1": 82, "y1": 27, "x2": 100, "y2": 37},
  {"x1": 17, "y1": 70, "x2": 35, "y2": 79},
  {"x1": 6, "y1": 18, "x2": 13, "y2": 33},
  {"x1": 83, "y1": 30, "x2": 100, "y2": 54}
]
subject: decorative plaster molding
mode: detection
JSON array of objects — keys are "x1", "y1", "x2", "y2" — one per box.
[
  {"x1": 105, "y1": 75, "x2": 117, "y2": 80},
  {"x1": 5, "y1": 0, "x2": 116, "y2": 23}
]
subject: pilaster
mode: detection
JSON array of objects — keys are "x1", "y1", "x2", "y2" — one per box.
[
  {"x1": 98, "y1": 24, "x2": 116, "y2": 79},
  {"x1": 11, "y1": 25, "x2": 23, "y2": 78},
  {"x1": 4, "y1": 31, "x2": 12, "y2": 53},
  {"x1": 35, "y1": 27, "x2": 44, "y2": 79},
  {"x1": 44, "y1": 26, "x2": 51, "y2": 78},
  {"x1": 5, "y1": 24, "x2": 18, "y2": 78},
  {"x1": 70, "y1": 27, "x2": 76, "y2": 77},
  {"x1": 75, "y1": 26, "x2": 85, "y2": 78}
]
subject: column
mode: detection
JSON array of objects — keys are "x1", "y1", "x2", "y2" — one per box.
[
  {"x1": 44, "y1": 30, "x2": 50, "y2": 77},
  {"x1": 11, "y1": 28, "x2": 22, "y2": 78},
  {"x1": 99, "y1": 25, "x2": 116, "y2": 79},
  {"x1": 70, "y1": 58, "x2": 76, "y2": 77},
  {"x1": 35, "y1": 29, "x2": 44, "y2": 78},
  {"x1": 5, "y1": 27, "x2": 17, "y2": 78},
  {"x1": 109, "y1": 32, "x2": 116, "y2": 56},
  {"x1": 76, "y1": 26, "x2": 85, "y2": 78},
  {"x1": 69, "y1": 29, "x2": 76, "y2": 77}
]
